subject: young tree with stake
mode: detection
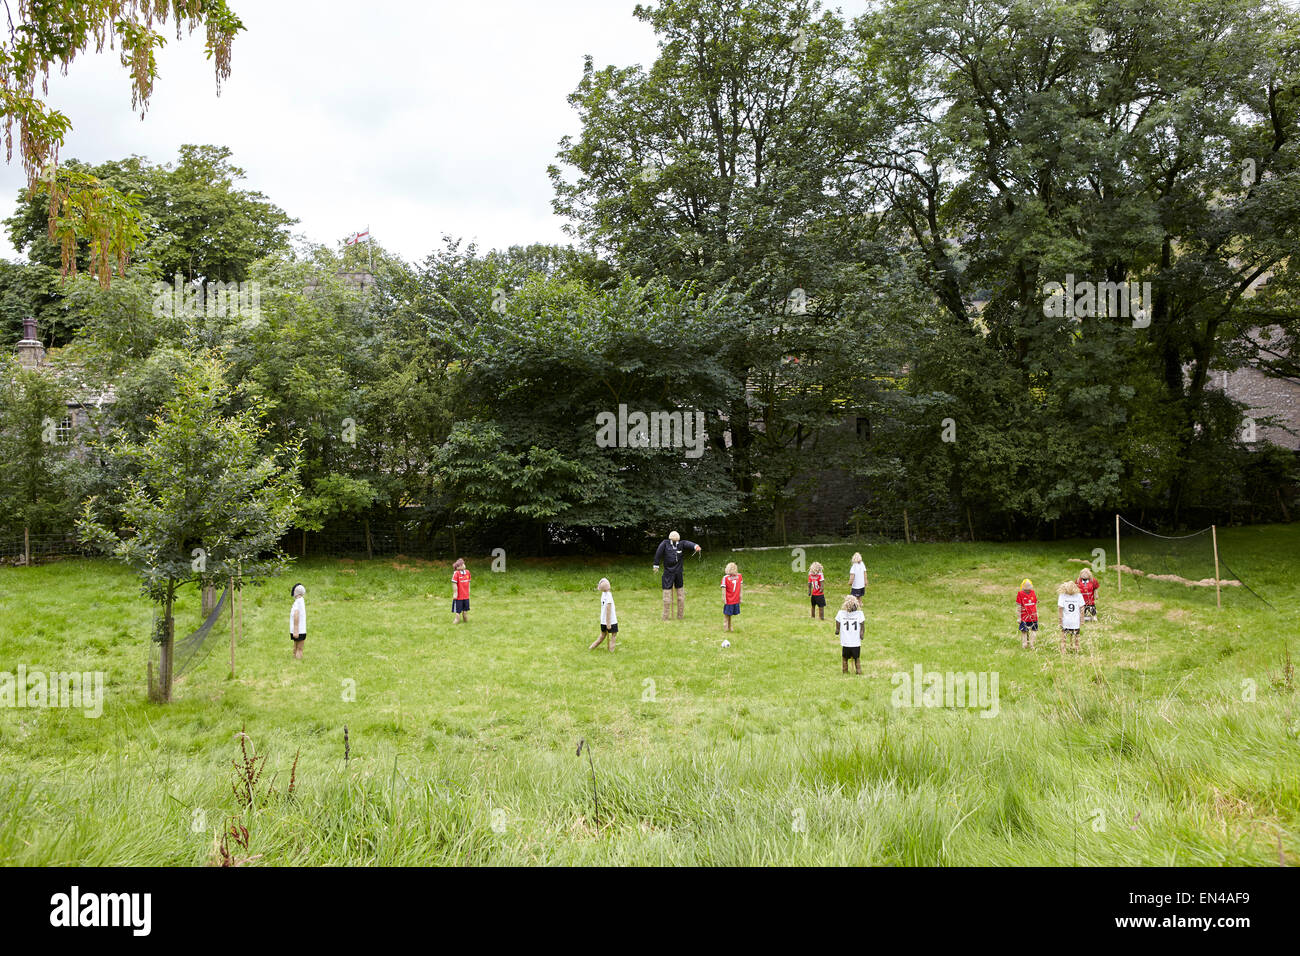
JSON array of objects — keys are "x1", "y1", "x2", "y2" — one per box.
[{"x1": 78, "y1": 357, "x2": 300, "y2": 701}]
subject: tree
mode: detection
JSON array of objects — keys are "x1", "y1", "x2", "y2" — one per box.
[
  {"x1": 0, "y1": 356, "x2": 84, "y2": 541},
  {"x1": 78, "y1": 357, "x2": 299, "y2": 702},
  {"x1": 228, "y1": 252, "x2": 379, "y2": 549},
  {"x1": 550, "y1": 0, "x2": 934, "y2": 530},
  {"x1": 6, "y1": 147, "x2": 295, "y2": 285},
  {"x1": 1, "y1": 2, "x2": 245, "y2": 285},
  {"x1": 443, "y1": 272, "x2": 745, "y2": 534},
  {"x1": 432, "y1": 421, "x2": 598, "y2": 529},
  {"x1": 0, "y1": 260, "x2": 65, "y2": 345}
]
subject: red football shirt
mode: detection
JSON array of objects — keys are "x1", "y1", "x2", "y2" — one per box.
[
  {"x1": 808, "y1": 571, "x2": 824, "y2": 596},
  {"x1": 453, "y1": 568, "x2": 471, "y2": 600},
  {"x1": 1077, "y1": 577, "x2": 1099, "y2": 602},
  {"x1": 722, "y1": 573, "x2": 743, "y2": 604},
  {"x1": 1016, "y1": 589, "x2": 1038, "y2": 623}
]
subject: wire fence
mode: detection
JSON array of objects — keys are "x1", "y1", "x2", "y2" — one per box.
[{"x1": 0, "y1": 531, "x2": 87, "y2": 565}]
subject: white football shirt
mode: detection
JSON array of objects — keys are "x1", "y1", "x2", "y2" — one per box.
[
  {"x1": 849, "y1": 562, "x2": 866, "y2": 589},
  {"x1": 1058, "y1": 593, "x2": 1082, "y2": 629},
  {"x1": 835, "y1": 609, "x2": 865, "y2": 647},
  {"x1": 601, "y1": 590, "x2": 617, "y2": 625},
  {"x1": 290, "y1": 596, "x2": 307, "y2": 635}
]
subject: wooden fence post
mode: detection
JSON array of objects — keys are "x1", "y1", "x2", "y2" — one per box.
[
  {"x1": 229, "y1": 575, "x2": 236, "y2": 678},
  {"x1": 1115, "y1": 514, "x2": 1122, "y2": 595},
  {"x1": 1211, "y1": 524, "x2": 1222, "y2": 610}
]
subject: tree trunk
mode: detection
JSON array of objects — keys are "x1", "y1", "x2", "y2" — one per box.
[
  {"x1": 201, "y1": 584, "x2": 217, "y2": 616},
  {"x1": 159, "y1": 584, "x2": 176, "y2": 703}
]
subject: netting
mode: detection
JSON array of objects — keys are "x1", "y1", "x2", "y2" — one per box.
[
  {"x1": 152, "y1": 584, "x2": 231, "y2": 680},
  {"x1": 1115, "y1": 516, "x2": 1271, "y2": 608}
]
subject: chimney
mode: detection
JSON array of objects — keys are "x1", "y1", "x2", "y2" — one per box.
[{"x1": 16, "y1": 316, "x2": 46, "y2": 367}]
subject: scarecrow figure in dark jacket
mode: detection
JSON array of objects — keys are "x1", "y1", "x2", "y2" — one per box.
[{"x1": 653, "y1": 530, "x2": 702, "y2": 620}]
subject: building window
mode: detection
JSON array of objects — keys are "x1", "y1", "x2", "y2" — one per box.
[{"x1": 55, "y1": 416, "x2": 73, "y2": 446}]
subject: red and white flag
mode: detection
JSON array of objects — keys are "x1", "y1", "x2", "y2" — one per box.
[{"x1": 345, "y1": 229, "x2": 370, "y2": 246}]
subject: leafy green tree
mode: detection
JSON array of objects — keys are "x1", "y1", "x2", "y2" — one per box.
[
  {"x1": 58, "y1": 269, "x2": 173, "y2": 367},
  {"x1": 229, "y1": 253, "x2": 379, "y2": 548},
  {"x1": 78, "y1": 358, "x2": 299, "y2": 701},
  {"x1": 551, "y1": 0, "x2": 935, "y2": 530},
  {"x1": 360, "y1": 245, "x2": 460, "y2": 518},
  {"x1": 433, "y1": 421, "x2": 597, "y2": 529},
  {"x1": 0, "y1": 261, "x2": 65, "y2": 345},
  {"x1": 445, "y1": 273, "x2": 744, "y2": 533},
  {"x1": 7, "y1": 147, "x2": 294, "y2": 284},
  {"x1": 0, "y1": 357, "x2": 83, "y2": 540}
]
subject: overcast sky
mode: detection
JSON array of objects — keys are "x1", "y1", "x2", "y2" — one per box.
[{"x1": 0, "y1": 0, "x2": 869, "y2": 266}]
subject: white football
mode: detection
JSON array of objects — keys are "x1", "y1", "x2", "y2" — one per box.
[{"x1": 721, "y1": 639, "x2": 731, "y2": 648}]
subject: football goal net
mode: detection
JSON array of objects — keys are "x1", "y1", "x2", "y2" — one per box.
[{"x1": 1114, "y1": 516, "x2": 1273, "y2": 609}]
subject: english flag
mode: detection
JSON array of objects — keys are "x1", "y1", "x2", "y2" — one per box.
[{"x1": 345, "y1": 229, "x2": 370, "y2": 245}]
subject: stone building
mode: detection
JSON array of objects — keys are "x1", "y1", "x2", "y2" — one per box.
[{"x1": 11, "y1": 317, "x2": 114, "y2": 445}]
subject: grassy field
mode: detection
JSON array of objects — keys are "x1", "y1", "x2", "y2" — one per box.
[{"x1": 1, "y1": 525, "x2": 1297, "y2": 866}]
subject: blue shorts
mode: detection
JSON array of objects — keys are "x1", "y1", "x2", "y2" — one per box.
[
  {"x1": 452, "y1": 598, "x2": 470, "y2": 613},
  {"x1": 723, "y1": 603, "x2": 741, "y2": 616},
  {"x1": 1019, "y1": 620, "x2": 1038, "y2": 633},
  {"x1": 851, "y1": 587, "x2": 865, "y2": 598}
]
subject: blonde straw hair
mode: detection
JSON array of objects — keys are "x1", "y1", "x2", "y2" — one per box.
[
  {"x1": 724, "y1": 561, "x2": 739, "y2": 575},
  {"x1": 1058, "y1": 581, "x2": 1080, "y2": 596},
  {"x1": 809, "y1": 561, "x2": 823, "y2": 575},
  {"x1": 851, "y1": 552, "x2": 863, "y2": 564},
  {"x1": 841, "y1": 595, "x2": 861, "y2": 612}
]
